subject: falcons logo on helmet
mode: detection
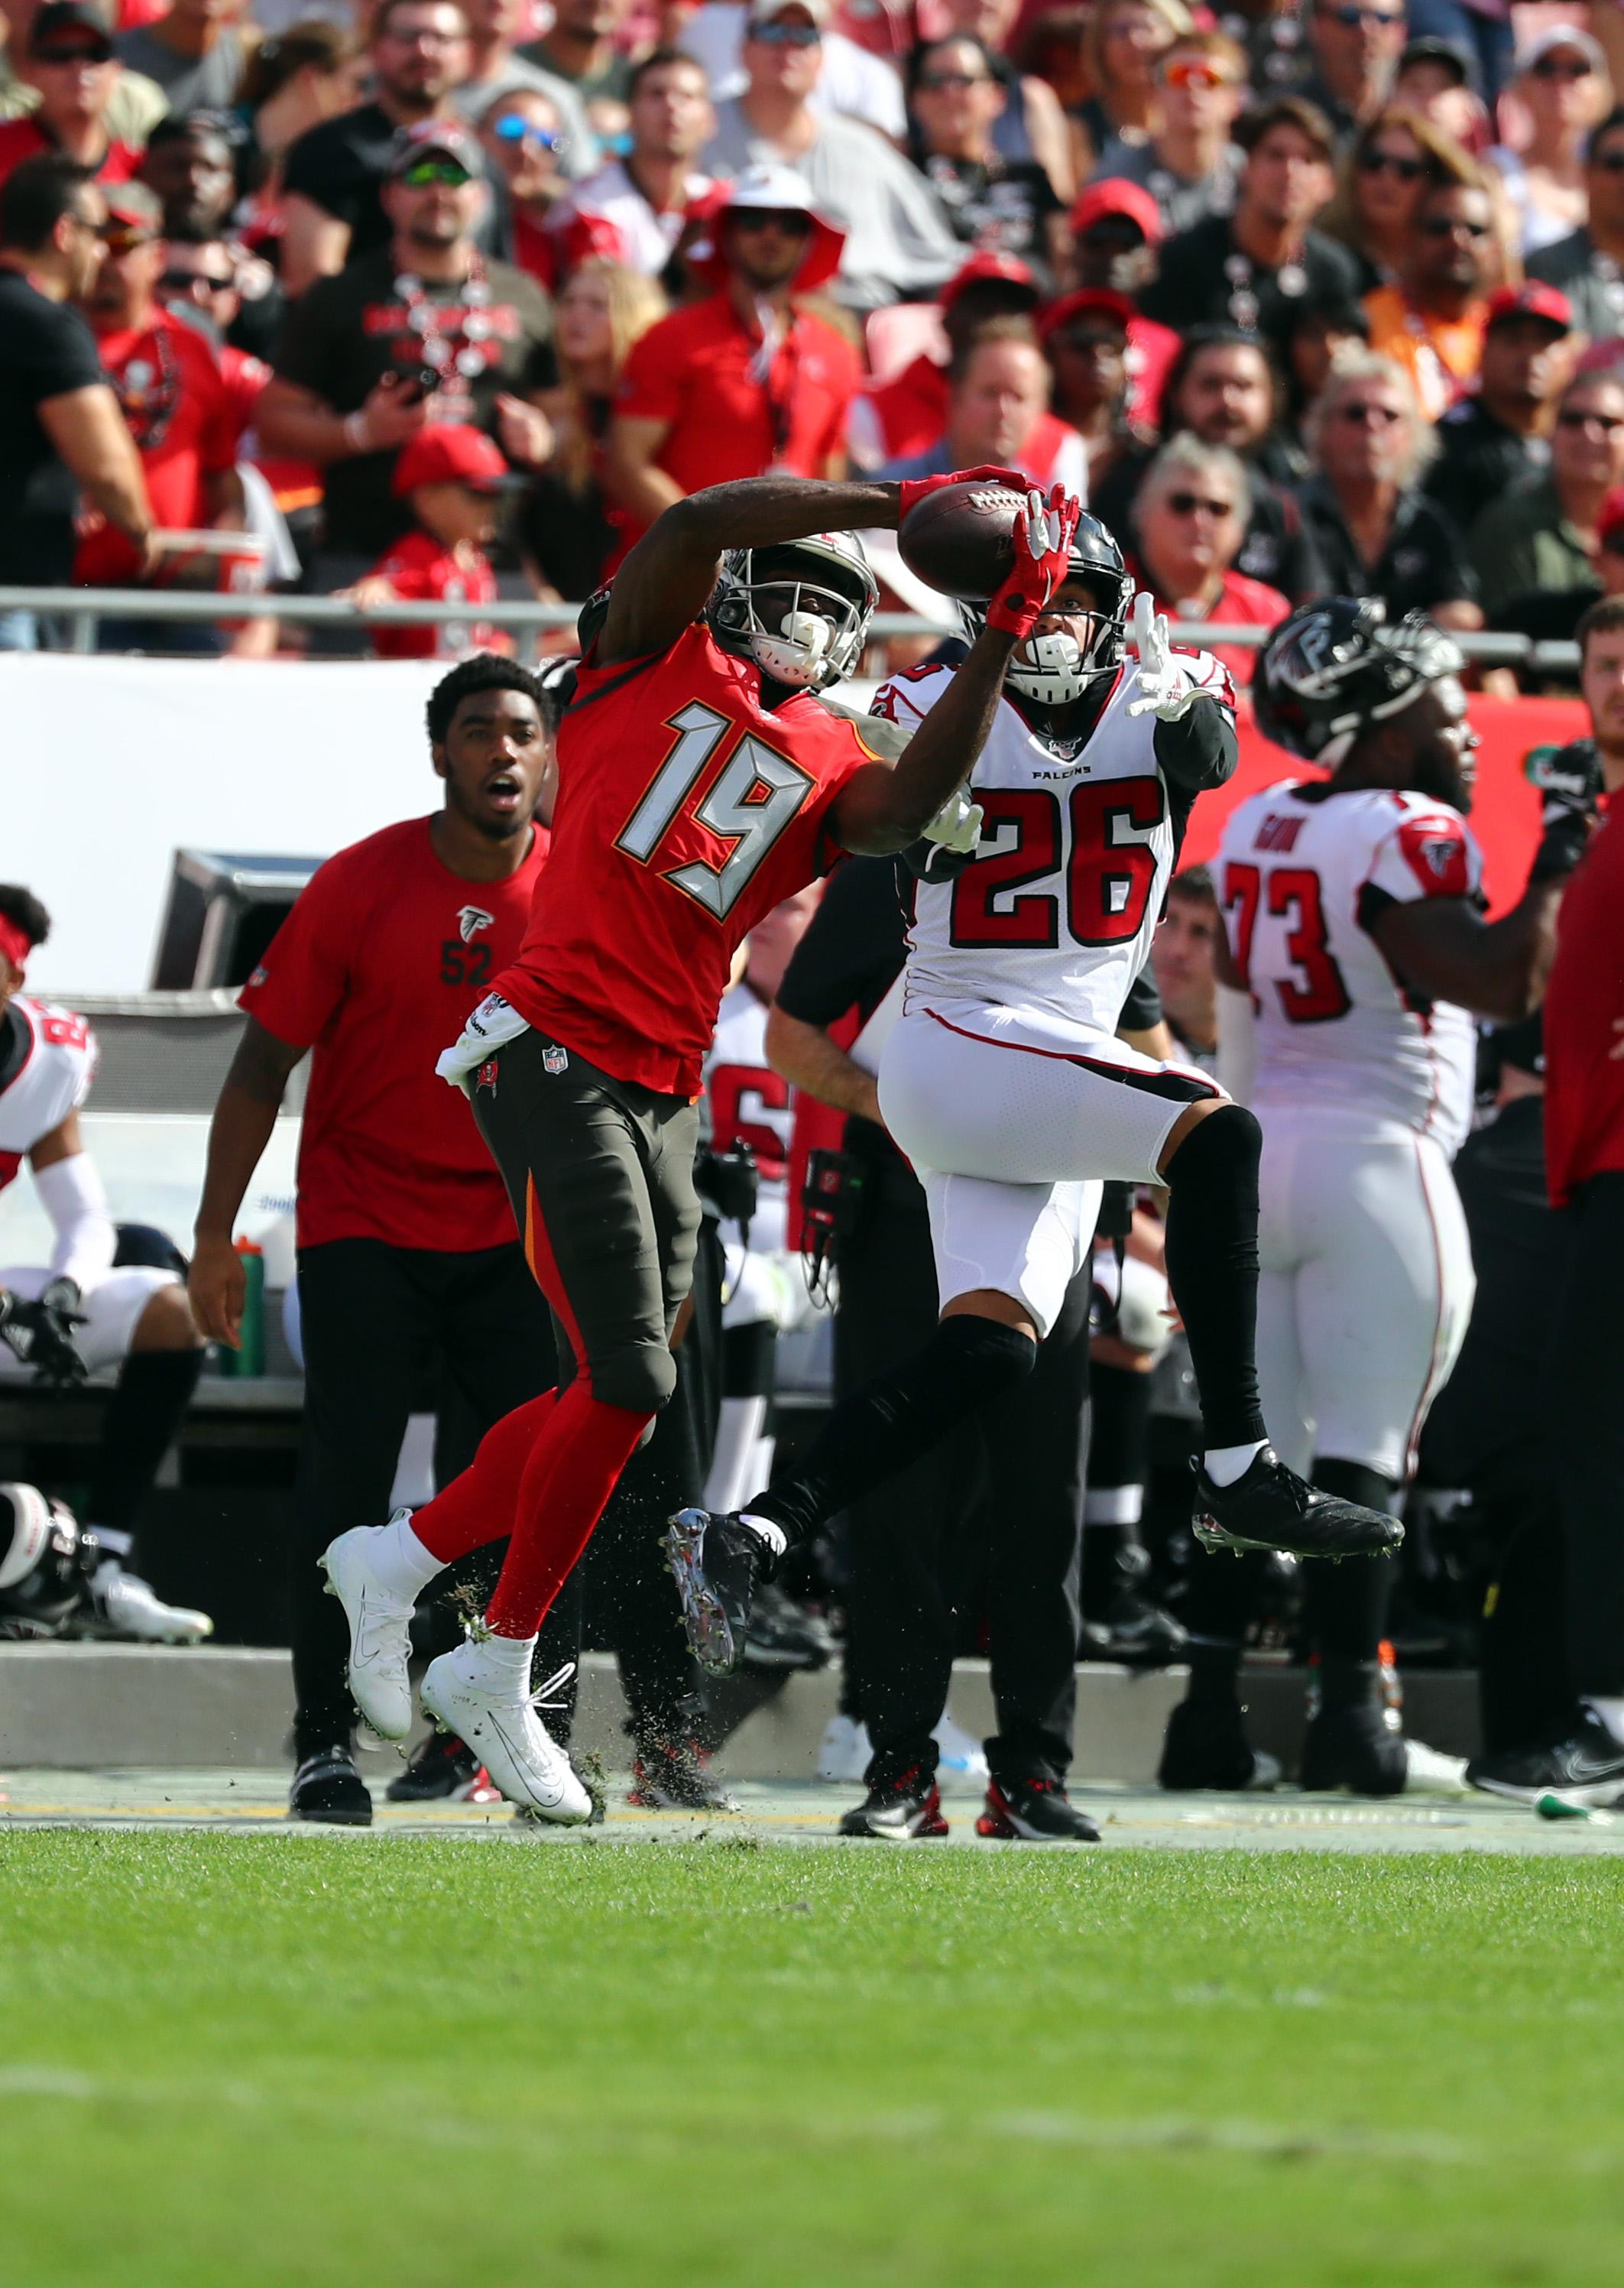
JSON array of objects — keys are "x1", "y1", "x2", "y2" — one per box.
[{"x1": 456, "y1": 905, "x2": 494, "y2": 944}]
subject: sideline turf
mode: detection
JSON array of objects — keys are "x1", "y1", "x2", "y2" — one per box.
[{"x1": 4, "y1": 1833, "x2": 1622, "y2": 2286}]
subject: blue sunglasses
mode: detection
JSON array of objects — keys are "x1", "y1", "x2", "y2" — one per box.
[{"x1": 492, "y1": 113, "x2": 567, "y2": 152}]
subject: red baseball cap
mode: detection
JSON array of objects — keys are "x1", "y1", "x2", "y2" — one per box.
[
  {"x1": 1485, "y1": 281, "x2": 1573, "y2": 334},
  {"x1": 1069, "y1": 177, "x2": 1165, "y2": 248},
  {"x1": 392, "y1": 424, "x2": 517, "y2": 496},
  {"x1": 1039, "y1": 287, "x2": 1138, "y2": 341},
  {"x1": 939, "y1": 248, "x2": 1039, "y2": 313},
  {"x1": 1599, "y1": 485, "x2": 1624, "y2": 551}
]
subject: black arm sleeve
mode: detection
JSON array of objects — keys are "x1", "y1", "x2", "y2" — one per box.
[
  {"x1": 774, "y1": 858, "x2": 906, "y2": 1028},
  {"x1": 1153, "y1": 695, "x2": 1239, "y2": 793},
  {"x1": 1120, "y1": 962, "x2": 1163, "y2": 1034}
]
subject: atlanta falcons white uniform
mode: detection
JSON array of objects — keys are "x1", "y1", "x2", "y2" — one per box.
[
  {"x1": 0, "y1": 996, "x2": 177, "y2": 1374},
  {"x1": 869, "y1": 652, "x2": 1233, "y2": 1339},
  {"x1": 1216, "y1": 781, "x2": 1479, "y2": 1481}
]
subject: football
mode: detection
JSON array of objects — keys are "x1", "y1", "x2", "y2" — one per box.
[{"x1": 896, "y1": 478, "x2": 1026, "y2": 602}]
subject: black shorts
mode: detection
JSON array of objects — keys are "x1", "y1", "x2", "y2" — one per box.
[{"x1": 471, "y1": 1027, "x2": 702, "y2": 1416}]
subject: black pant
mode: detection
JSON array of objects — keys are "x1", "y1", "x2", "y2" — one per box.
[
  {"x1": 293, "y1": 1238, "x2": 556, "y2": 1748},
  {"x1": 1547, "y1": 1173, "x2": 1624, "y2": 1697},
  {"x1": 836, "y1": 1160, "x2": 1088, "y2": 1787}
]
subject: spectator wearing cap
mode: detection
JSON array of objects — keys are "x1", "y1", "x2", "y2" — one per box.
[
  {"x1": 477, "y1": 85, "x2": 619, "y2": 290},
  {"x1": 1319, "y1": 105, "x2": 1480, "y2": 293},
  {"x1": 0, "y1": 153, "x2": 154, "y2": 647},
  {"x1": 700, "y1": 0, "x2": 959, "y2": 310},
  {"x1": 1468, "y1": 371, "x2": 1624, "y2": 626},
  {"x1": 72, "y1": 179, "x2": 245, "y2": 647},
  {"x1": 1295, "y1": 346, "x2": 1480, "y2": 627},
  {"x1": 1065, "y1": 178, "x2": 1178, "y2": 424},
  {"x1": 1389, "y1": 37, "x2": 1483, "y2": 145},
  {"x1": 1038, "y1": 286, "x2": 1152, "y2": 491},
  {"x1": 258, "y1": 117, "x2": 555, "y2": 596},
  {"x1": 676, "y1": 0, "x2": 907, "y2": 148},
  {"x1": 904, "y1": 34, "x2": 1063, "y2": 277},
  {"x1": 1071, "y1": 0, "x2": 1188, "y2": 170},
  {"x1": 848, "y1": 248, "x2": 1039, "y2": 469},
  {"x1": 1088, "y1": 29, "x2": 1246, "y2": 239},
  {"x1": 1487, "y1": 28, "x2": 1612, "y2": 258},
  {"x1": 1401, "y1": 2, "x2": 1511, "y2": 110},
  {"x1": 451, "y1": 0, "x2": 598, "y2": 170},
  {"x1": 556, "y1": 49, "x2": 714, "y2": 281},
  {"x1": 604, "y1": 163, "x2": 858, "y2": 543},
  {"x1": 1363, "y1": 170, "x2": 1494, "y2": 420},
  {"x1": 342, "y1": 422, "x2": 511, "y2": 658},
  {"x1": 115, "y1": 0, "x2": 246, "y2": 116},
  {"x1": 0, "y1": 3, "x2": 146, "y2": 189},
  {"x1": 1140, "y1": 99, "x2": 1360, "y2": 364},
  {"x1": 1294, "y1": 0, "x2": 1406, "y2": 148},
  {"x1": 1093, "y1": 324, "x2": 1325, "y2": 602},
  {"x1": 1125, "y1": 435, "x2": 1289, "y2": 682},
  {"x1": 1528, "y1": 108, "x2": 1624, "y2": 345},
  {"x1": 1425, "y1": 283, "x2": 1574, "y2": 538},
  {"x1": 877, "y1": 315, "x2": 1088, "y2": 498},
  {"x1": 931, "y1": 0, "x2": 1074, "y2": 200}
]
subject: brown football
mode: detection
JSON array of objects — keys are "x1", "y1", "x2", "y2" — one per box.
[{"x1": 896, "y1": 479, "x2": 1026, "y2": 602}]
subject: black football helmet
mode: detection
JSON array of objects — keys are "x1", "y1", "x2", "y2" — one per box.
[
  {"x1": 958, "y1": 511, "x2": 1133, "y2": 706},
  {"x1": 1253, "y1": 598, "x2": 1465, "y2": 767},
  {"x1": 0, "y1": 1485, "x2": 98, "y2": 1641}
]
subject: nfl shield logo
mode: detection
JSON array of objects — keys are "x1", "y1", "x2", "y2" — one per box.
[{"x1": 543, "y1": 1044, "x2": 569, "y2": 1075}]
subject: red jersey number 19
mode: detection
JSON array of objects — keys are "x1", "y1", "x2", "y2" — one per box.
[{"x1": 617, "y1": 701, "x2": 816, "y2": 920}]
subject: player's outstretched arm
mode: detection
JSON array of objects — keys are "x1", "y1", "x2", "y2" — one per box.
[
  {"x1": 190, "y1": 1017, "x2": 306, "y2": 1348},
  {"x1": 598, "y1": 475, "x2": 904, "y2": 667}
]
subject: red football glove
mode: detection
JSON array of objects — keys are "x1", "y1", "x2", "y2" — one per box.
[
  {"x1": 985, "y1": 485, "x2": 1083, "y2": 639},
  {"x1": 896, "y1": 462, "x2": 1029, "y2": 524}
]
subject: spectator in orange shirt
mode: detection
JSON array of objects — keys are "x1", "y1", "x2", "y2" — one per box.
[
  {"x1": 0, "y1": 3, "x2": 146, "y2": 191},
  {"x1": 602, "y1": 162, "x2": 858, "y2": 545},
  {"x1": 343, "y1": 424, "x2": 512, "y2": 660},
  {"x1": 1126, "y1": 434, "x2": 1289, "y2": 682},
  {"x1": 1364, "y1": 172, "x2": 1495, "y2": 418}
]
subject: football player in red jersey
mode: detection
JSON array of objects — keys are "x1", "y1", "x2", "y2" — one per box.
[{"x1": 318, "y1": 466, "x2": 1084, "y2": 1817}]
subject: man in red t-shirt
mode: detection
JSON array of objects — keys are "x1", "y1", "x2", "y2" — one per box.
[
  {"x1": 0, "y1": 5, "x2": 144, "y2": 191},
  {"x1": 602, "y1": 164, "x2": 860, "y2": 558},
  {"x1": 313, "y1": 459, "x2": 1083, "y2": 1817},
  {"x1": 188, "y1": 656, "x2": 559, "y2": 1826}
]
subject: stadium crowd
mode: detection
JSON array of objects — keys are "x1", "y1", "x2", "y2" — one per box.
[{"x1": 3, "y1": 0, "x2": 1624, "y2": 1832}]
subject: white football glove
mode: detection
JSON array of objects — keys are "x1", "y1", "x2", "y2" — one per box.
[
  {"x1": 1126, "y1": 590, "x2": 1199, "y2": 722},
  {"x1": 919, "y1": 784, "x2": 984, "y2": 854}
]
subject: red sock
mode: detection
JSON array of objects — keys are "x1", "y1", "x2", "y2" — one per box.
[
  {"x1": 410, "y1": 1388, "x2": 559, "y2": 1565},
  {"x1": 486, "y1": 1379, "x2": 650, "y2": 1638}
]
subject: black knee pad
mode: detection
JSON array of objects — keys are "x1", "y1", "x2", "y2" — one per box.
[
  {"x1": 592, "y1": 1344, "x2": 678, "y2": 1417},
  {"x1": 1165, "y1": 1102, "x2": 1262, "y2": 1189},
  {"x1": 935, "y1": 1313, "x2": 1038, "y2": 1396}
]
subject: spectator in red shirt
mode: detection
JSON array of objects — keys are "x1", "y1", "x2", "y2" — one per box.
[
  {"x1": 190, "y1": 654, "x2": 559, "y2": 1825},
  {"x1": 0, "y1": 2, "x2": 144, "y2": 190},
  {"x1": 477, "y1": 85, "x2": 621, "y2": 291},
  {"x1": 1039, "y1": 286, "x2": 1157, "y2": 495},
  {"x1": 344, "y1": 422, "x2": 511, "y2": 660},
  {"x1": 877, "y1": 316, "x2": 1088, "y2": 498},
  {"x1": 1127, "y1": 434, "x2": 1289, "y2": 681},
  {"x1": 848, "y1": 247, "x2": 1040, "y2": 470},
  {"x1": 601, "y1": 161, "x2": 858, "y2": 547},
  {"x1": 1065, "y1": 178, "x2": 1180, "y2": 426},
  {"x1": 72, "y1": 180, "x2": 245, "y2": 647}
]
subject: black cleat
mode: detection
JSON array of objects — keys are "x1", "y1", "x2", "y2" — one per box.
[
  {"x1": 838, "y1": 1766, "x2": 949, "y2": 1841},
  {"x1": 1300, "y1": 1702, "x2": 1407, "y2": 1796},
  {"x1": 1191, "y1": 1448, "x2": 1404, "y2": 1561},
  {"x1": 627, "y1": 1735, "x2": 739, "y2": 1812},
  {"x1": 385, "y1": 1731, "x2": 496, "y2": 1803},
  {"x1": 743, "y1": 1580, "x2": 835, "y2": 1672},
  {"x1": 664, "y1": 1507, "x2": 770, "y2": 1677},
  {"x1": 289, "y1": 1742, "x2": 372, "y2": 1826},
  {"x1": 976, "y1": 1775, "x2": 1100, "y2": 1842},
  {"x1": 1466, "y1": 1709, "x2": 1624, "y2": 1806},
  {"x1": 1081, "y1": 1588, "x2": 1188, "y2": 1668},
  {"x1": 1158, "y1": 1699, "x2": 1282, "y2": 1792}
]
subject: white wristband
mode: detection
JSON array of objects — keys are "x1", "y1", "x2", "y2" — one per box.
[{"x1": 342, "y1": 409, "x2": 371, "y2": 454}]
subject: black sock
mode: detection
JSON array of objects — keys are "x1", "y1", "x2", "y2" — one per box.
[
  {"x1": 745, "y1": 1316, "x2": 1037, "y2": 1546},
  {"x1": 1182, "y1": 1546, "x2": 1270, "y2": 1704},
  {"x1": 1162, "y1": 1105, "x2": 1266, "y2": 1452},
  {"x1": 1302, "y1": 1461, "x2": 1395, "y2": 1666},
  {"x1": 86, "y1": 1347, "x2": 204, "y2": 1553}
]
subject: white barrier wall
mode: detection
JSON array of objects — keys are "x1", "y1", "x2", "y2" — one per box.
[{"x1": 6, "y1": 654, "x2": 446, "y2": 997}]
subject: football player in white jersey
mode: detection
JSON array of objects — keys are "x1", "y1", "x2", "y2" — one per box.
[
  {"x1": 1159, "y1": 599, "x2": 1592, "y2": 1795},
  {"x1": 0, "y1": 888, "x2": 211, "y2": 1643},
  {"x1": 666, "y1": 521, "x2": 1408, "y2": 1786}
]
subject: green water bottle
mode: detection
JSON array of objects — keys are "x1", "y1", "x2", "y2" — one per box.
[{"x1": 224, "y1": 1237, "x2": 265, "y2": 1377}]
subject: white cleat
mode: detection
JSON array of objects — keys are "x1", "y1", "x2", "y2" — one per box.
[
  {"x1": 818, "y1": 1713, "x2": 870, "y2": 1784},
  {"x1": 318, "y1": 1519, "x2": 416, "y2": 1740},
  {"x1": 1402, "y1": 1738, "x2": 1471, "y2": 1796},
  {"x1": 420, "y1": 1641, "x2": 592, "y2": 1823},
  {"x1": 86, "y1": 1560, "x2": 213, "y2": 1644}
]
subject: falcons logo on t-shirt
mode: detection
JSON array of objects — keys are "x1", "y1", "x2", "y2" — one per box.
[{"x1": 457, "y1": 905, "x2": 494, "y2": 944}]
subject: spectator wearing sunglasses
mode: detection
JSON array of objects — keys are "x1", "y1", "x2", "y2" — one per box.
[
  {"x1": 602, "y1": 162, "x2": 857, "y2": 546},
  {"x1": 1528, "y1": 109, "x2": 1624, "y2": 344},
  {"x1": 1125, "y1": 434, "x2": 1289, "y2": 683},
  {"x1": 700, "y1": 0, "x2": 958, "y2": 310},
  {"x1": 930, "y1": 0, "x2": 1074, "y2": 202},
  {"x1": 904, "y1": 35, "x2": 1063, "y2": 277},
  {"x1": 0, "y1": 2, "x2": 147, "y2": 191},
  {"x1": 1318, "y1": 105, "x2": 1479, "y2": 292},
  {"x1": 1086, "y1": 31, "x2": 1246, "y2": 239},
  {"x1": 1294, "y1": 0, "x2": 1407, "y2": 148},
  {"x1": 1363, "y1": 173, "x2": 1494, "y2": 420},
  {"x1": 1071, "y1": 0, "x2": 1189, "y2": 174},
  {"x1": 1426, "y1": 283, "x2": 1574, "y2": 541},
  {"x1": 1487, "y1": 29, "x2": 1612, "y2": 258},
  {"x1": 450, "y1": 0, "x2": 598, "y2": 176},
  {"x1": 1467, "y1": 372, "x2": 1624, "y2": 623},
  {"x1": 556, "y1": 50, "x2": 715, "y2": 282},
  {"x1": 1296, "y1": 349, "x2": 1480, "y2": 627},
  {"x1": 477, "y1": 86, "x2": 619, "y2": 290},
  {"x1": 114, "y1": 0, "x2": 247, "y2": 117}
]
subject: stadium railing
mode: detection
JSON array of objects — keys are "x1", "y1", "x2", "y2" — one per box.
[{"x1": 0, "y1": 586, "x2": 1586, "y2": 674}]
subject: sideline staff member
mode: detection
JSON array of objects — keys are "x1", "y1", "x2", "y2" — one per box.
[{"x1": 190, "y1": 656, "x2": 555, "y2": 1826}]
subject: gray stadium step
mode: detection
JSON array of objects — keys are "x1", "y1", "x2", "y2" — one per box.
[{"x1": 0, "y1": 1644, "x2": 1482, "y2": 1778}]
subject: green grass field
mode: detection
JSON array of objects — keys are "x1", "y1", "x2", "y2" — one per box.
[{"x1": 5, "y1": 1832, "x2": 1624, "y2": 2286}]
